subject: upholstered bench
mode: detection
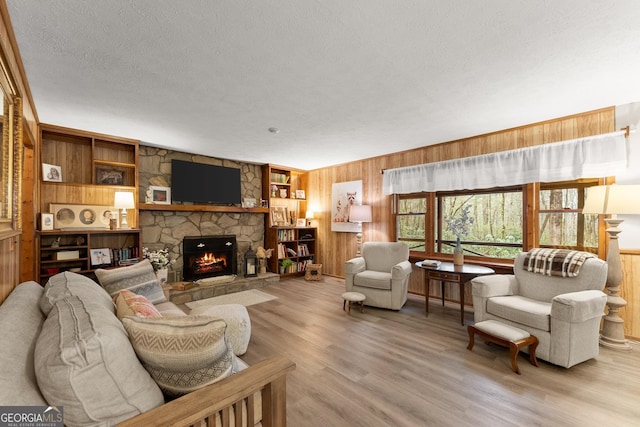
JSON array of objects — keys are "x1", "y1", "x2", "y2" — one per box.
[{"x1": 467, "y1": 320, "x2": 539, "y2": 374}]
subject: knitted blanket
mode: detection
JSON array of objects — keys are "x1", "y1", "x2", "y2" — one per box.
[{"x1": 523, "y1": 248, "x2": 595, "y2": 277}]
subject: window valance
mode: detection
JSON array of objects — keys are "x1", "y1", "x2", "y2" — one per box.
[{"x1": 382, "y1": 131, "x2": 627, "y2": 194}]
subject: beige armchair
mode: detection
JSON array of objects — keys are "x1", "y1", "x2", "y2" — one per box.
[
  {"x1": 345, "y1": 242, "x2": 412, "y2": 310},
  {"x1": 471, "y1": 250, "x2": 607, "y2": 368}
]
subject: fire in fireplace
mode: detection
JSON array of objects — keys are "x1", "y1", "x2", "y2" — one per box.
[{"x1": 183, "y1": 235, "x2": 237, "y2": 281}]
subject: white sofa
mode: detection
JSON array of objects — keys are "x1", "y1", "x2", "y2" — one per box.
[
  {"x1": 471, "y1": 251, "x2": 608, "y2": 368},
  {"x1": 0, "y1": 271, "x2": 294, "y2": 426},
  {"x1": 345, "y1": 242, "x2": 412, "y2": 310}
]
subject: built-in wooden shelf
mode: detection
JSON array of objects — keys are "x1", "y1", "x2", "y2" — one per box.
[{"x1": 139, "y1": 203, "x2": 268, "y2": 214}]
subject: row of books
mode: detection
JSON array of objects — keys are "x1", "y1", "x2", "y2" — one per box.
[
  {"x1": 93, "y1": 246, "x2": 140, "y2": 267},
  {"x1": 270, "y1": 172, "x2": 290, "y2": 184},
  {"x1": 277, "y1": 229, "x2": 295, "y2": 241},
  {"x1": 277, "y1": 243, "x2": 313, "y2": 258},
  {"x1": 281, "y1": 259, "x2": 315, "y2": 274}
]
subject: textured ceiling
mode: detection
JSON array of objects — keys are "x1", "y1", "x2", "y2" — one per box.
[{"x1": 7, "y1": 1, "x2": 640, "y2": 170}]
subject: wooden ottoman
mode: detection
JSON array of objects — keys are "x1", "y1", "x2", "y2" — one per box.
[
  {"x1": 467, "y1": 320, "x2": 539, "y2": 375},
  {"x1": 341, "y1": 292, "x2": 366, "y2": 314}
]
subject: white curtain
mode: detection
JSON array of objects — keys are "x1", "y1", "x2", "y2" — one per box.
[{"x1": 382, "y1": 131, "x2": 627, "y2": 194}]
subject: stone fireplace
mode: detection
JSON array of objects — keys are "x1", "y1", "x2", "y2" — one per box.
[{"x1": 183, "y1": 235, "x2": 237, "y2": 281}]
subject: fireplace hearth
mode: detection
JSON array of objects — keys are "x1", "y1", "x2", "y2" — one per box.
[{"x1": 183, "y1": 235, "x2": 237, "y2": 281}]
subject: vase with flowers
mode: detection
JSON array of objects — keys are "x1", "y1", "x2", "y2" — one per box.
[
  {"x1": 445, "y1": 204, "x2": 474, "y2": 266},
  {"x1": 143, "y1": 247, "x2": 175, "y2": 284}
]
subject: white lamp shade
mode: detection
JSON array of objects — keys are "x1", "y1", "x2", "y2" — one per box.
[
  {"x1": 582, "y1": 185, "x2": 640, "y2": 215},
  {"x1": 349, "y1": 204, "x2": 372, "y2": 223},
  {"x1": 305, "y1": 210, "x2": 315, "y2": 219},
  {"x1": 114, "y1": 191, "x2": 135, "y2": 209}
]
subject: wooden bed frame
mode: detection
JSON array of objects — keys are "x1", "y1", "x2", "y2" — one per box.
[{"x1": 117, "y1": 355, "x2": 295, "y2": 427}]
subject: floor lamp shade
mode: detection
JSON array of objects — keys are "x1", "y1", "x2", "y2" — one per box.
[{"x1": 582, "y1": 184, "x2": 640, "y2": 350}]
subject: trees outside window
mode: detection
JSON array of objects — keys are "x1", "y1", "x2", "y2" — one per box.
[
  {"x1": 394, "y1": 179, "x2": 603, "y2": 260},
  {"x1": 396, "y1": 194, "x2": 427, "y2": 251}
]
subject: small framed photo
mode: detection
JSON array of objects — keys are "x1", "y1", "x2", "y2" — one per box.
[
  {"x1": 295, "y1": 190, "x2": 306, "y2": 199},
  {"x1": 296, "y1": 218, "x2": 306, "y2": 227},
  {"x1": 96, "y1": 167, "x2": 124, "y2": 185},
  {"x1": 242, "y1": 198, "x2": 257, "y2": 208},
  {"x1": 90, "y1": 248, "x2": 112, "y2": 266},
  {"x1": 40, "y1": 213, "x2": 54, "y2": 231},
  {"x1": 42, "y1": 163, "x2": 62, "y2": 182},
  {"x1": 270, "y1": 206, "x2": 288, "y2": 227},
  {"x1": 149, "y1": 186, "x2": 171, "y2": 204}
]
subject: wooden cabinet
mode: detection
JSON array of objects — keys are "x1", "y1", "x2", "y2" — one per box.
[
  {"x1": 262, "y1": 164, "x2": 316, "y2": 276},
  {"x1": 265, "y1": 227, "x2": 316, "y2": 276},
  {"x1": 262, "y1": 164, "x2": 308, "y2": 224},
  {"x1": 39, "y1": 124, "x2": 139, "y2": 227},
  {"x1": 35, "y1": 125, "x2": 142, "y2": 283},
  {"x1": 37, "y1": 229, "x2": 141, "y2": 283}
]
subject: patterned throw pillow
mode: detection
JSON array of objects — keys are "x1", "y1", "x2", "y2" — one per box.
[
  {"x1": 114, "y1": 289, "x2": 162, "y2": 319},
  {"x1": 95, "y1": 259, "x2": 166, "y2": 304},
  {"x1": 121, "y1": 315, "x2": 238, "y2": 396},
  {"x1": 35, "y1": 296, "x2": 164, "y2": 426}
]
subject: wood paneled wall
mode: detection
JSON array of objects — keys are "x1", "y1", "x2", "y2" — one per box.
[{"x1": 307, "y1": 107, "x2": 639, "y2": 339}]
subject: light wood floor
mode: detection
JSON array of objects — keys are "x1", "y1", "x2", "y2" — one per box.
[{"x1": 239, "y1": 276, "x2": 640, "y2": 427}]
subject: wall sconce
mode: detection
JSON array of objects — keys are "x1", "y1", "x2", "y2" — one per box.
[
  {"x1": 583, "y1": 184, "x2": 640, "y2": 350},
  {"x1": 305, "y1": 210, "x2": 315, "y2": 227},
  {"x1": 114, "y1": 191, "x2": 135, "y2": 229},
  {"x1": 349, "y1": 204, "x2": 372, "y2": 257},
  {"x1": 244, "y1": 247, "x2": 257, "y2": 277}
]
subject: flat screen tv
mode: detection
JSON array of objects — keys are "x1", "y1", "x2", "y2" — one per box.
[{"x1": 171, "y1": 159, "x2": 242, "y2": 205}]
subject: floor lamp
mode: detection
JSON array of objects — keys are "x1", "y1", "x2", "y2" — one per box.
[
  {"x1": 349, "y1": 204, "x2": 372, "y2": 257},
  {"x1": 583, "y1": 184, "x2": 640, "y2": 350}
]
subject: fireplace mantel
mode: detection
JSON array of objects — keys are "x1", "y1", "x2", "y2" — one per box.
[{"x1": 139, "y1": 203, "x2": 268, "y2": 214}]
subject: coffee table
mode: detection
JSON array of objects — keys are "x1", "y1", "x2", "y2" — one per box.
[{"x1": 416, "y1": 261, "x2": 495, "y2": 325}]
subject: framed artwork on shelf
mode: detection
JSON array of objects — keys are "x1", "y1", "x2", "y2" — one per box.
[
  {"x1": 296, "y1": 218, "x2": 306, "y2": 227},
  {"x1": 96, "y1": 167, "x2": 124, "y2": 185},
  {"x1": 40, "y1": 213, "x2": 54, "y2": 231},
  {"x1": 295, "y1": 190, "x2": 306, "y2": 199},
  {"x1": 90, "y1": 248, "x2": 112, "y2": 266},
  {"x1": 149, "y1": 186, "x2": 171, "y2": 204},
  {"x1": 50, "y1": 204, "x2": 118, "y2": 230},
  {"x1": 42, "y1": 163, "x2": 62, "y2": 182},
  {"x1": 270, "y1": 206, "x2": 288, "y2": 227}
]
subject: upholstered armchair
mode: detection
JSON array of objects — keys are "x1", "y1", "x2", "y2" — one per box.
[
  {"x1": 471, "y1": 250, "x2": 608, "y2": 368},
  {"x1": 345, "y1": 242, "x2": 412, "y2": 310}
]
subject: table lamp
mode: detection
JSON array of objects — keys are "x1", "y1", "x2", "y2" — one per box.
[
  {"x1": 114, "y1": 191, "x2": 135, "y2": 229},
  {"x1": 305, "y1": 210, "x2": 315, "y2": 227}
]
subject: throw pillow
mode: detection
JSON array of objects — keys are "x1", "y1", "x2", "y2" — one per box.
[
  {"x1": 40, "y1": 271, "x2": 115, "y2": 316},
  {"x1": 114, "y1": 289, "x2": 162, "y2": 319},
  {"x1": 121, "y1": 315, "x2": 238, "y2": 396},
  {"x1": 95, "y1": 259, "x2": 166, "y2": 304},
  {"x1": 34, "y1": 296, "x2": 164, "y2": 426}
]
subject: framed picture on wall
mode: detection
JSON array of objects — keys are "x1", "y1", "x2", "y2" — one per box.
[
  {"x1": 42, "y1": 163, "x2": 62, "y2": 182},
  {"x1": 331, "y1": 180, "x2": 363, "y2": 232}
]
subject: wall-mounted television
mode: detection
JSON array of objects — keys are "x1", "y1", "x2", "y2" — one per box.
[{"x1": 171, "y1": 159, "x2": 242, "y2": 205}]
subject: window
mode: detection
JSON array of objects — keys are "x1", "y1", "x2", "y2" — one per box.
[
  {"x1": 436, "y1": 187, "x2": 524, "y2": 259},
  {"x1": 539, "y1": 180, "x2": 600, "y2": 253},
  {"x1": 394, "y1": 180, "x2": 604, "y2": 261},
  {"x1": 396, "y1": 194, "x2": 427, "y2": 251}
]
